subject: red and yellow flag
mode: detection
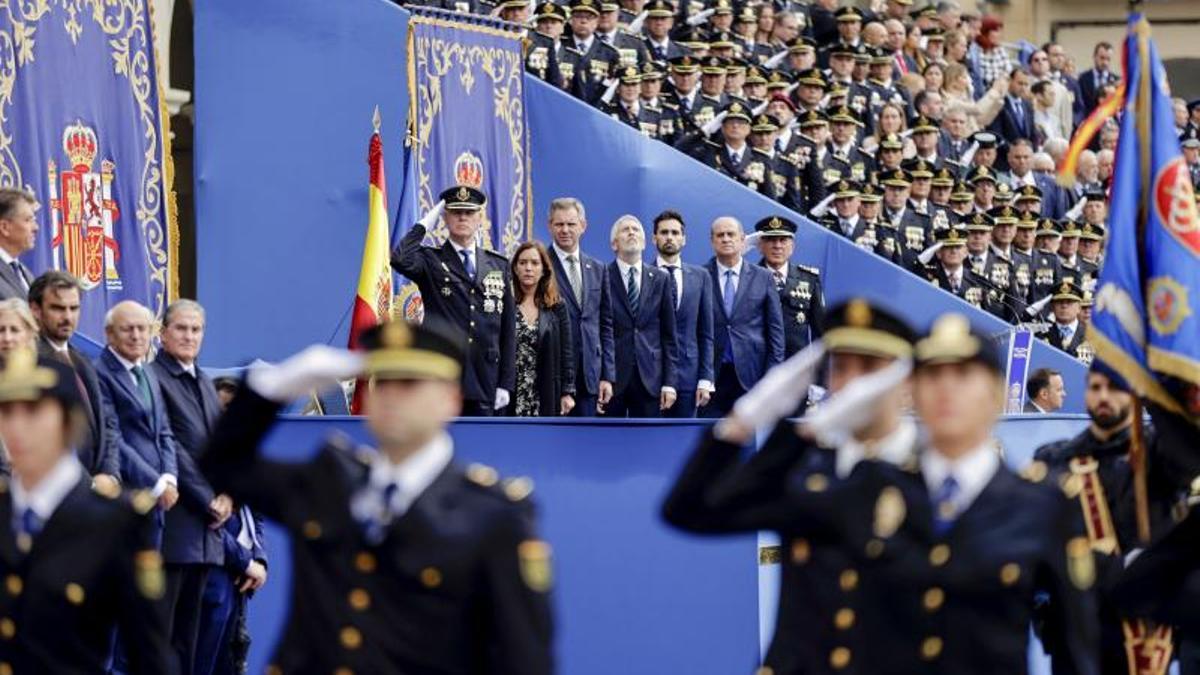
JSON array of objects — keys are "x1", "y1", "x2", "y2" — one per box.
[
  {"x1": 349, "y1": 108, "x2": 393, "y2": 413},
  {"x1": 1057, "y1": 84, "x2": 1125, "y2": 187}
]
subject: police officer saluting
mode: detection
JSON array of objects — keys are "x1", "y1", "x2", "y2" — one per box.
[
  {"x1": 753, "y1": 216, "x2": 824, "y2": 358},
  {"x1": 392, "y1": 185, "x2": 516, "y2": 416},
  {"x1": 200, "y1": 320, "x2": 554, "y2": 674},
  {"x1": 0, "y1": 349, "x2": 169, "y2": 673}
]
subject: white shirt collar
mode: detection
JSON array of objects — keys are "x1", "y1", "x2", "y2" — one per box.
[
  {"x1": 12, "y1": 454, "x2": 83, "y2": 521},
  {"x1": 655, "y1": 256, "x2": 681, "y2": 270},
  {"x1": 449, "y1": 239, "x2": 475, "y2": 256},
  {"x1": 108, "y1": 346, "x2": 142, "y2": 371},
  {"x1": 615, "y1": 258, "x2": 642, "y2": 279},
  {"x1": 366, "y1": 433, "x2": 454, "y2": 515},
  {"x1": 725, "y1": 144, "x2": 745, "y2": 160},
  {"x1": 552, "y1": 243, "x2": 579, "y2": 263},
  {"x1": 1056, "y1": 319, "x2": 1079, "y2": 333},
  {"x1": 179, "y1": 361, "x2": 197, "y2": 377},
  {"x1": 716, "y1": 258, "x2": 742, "y2": 276},
  {"x1": 0, "y1": 248, "x2": 16, "y2": 266},
  {"x1": 921, "y1": 441, "x2": 1000, "y2": 513},
  {"x1": 836, "y1": 418, "x2": 917, "y2": 478},
  {"x1": 1029, "y1": 400, "x2": 1047, "y2": 413},
  {"x1": 577, "y1": 36, "x2": 594, "y2": 51}
]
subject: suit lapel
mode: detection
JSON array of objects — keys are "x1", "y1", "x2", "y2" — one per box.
[
  {"x1": 730, "y1": 262, "x2": 753, "y2": 312},
  {"x1": 103, "y1": 351, "x2": 148, "y2": 414},
  {"x1": 609, "y1": 262, "x2": 632, "y2": 318},
  {"x1": 0, "y1": 261, "x2": 21, "y2": 296},
  {"x1": 550, "y1": 253, "x2": 582, "y2": 314}
]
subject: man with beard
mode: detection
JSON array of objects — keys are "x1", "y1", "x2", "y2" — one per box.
[{"x1": 1035, "y1": 368, "x2": 1200, "y2": 675}]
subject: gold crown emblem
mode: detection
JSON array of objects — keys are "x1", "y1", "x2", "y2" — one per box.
[
  {"x1": 846, "y1": 299, "x2": 872, "y2": 328},
  {"x1": 63, "y1": 121, "x2": 99, "y2": 171},
  {"x1": 456, "y1": 186, "x2": 470, "y2": 201},
  {"x1": 1059, "y1": 282, "x2": 1073, "y2": 294},
  {"x1": 768, "y1": 217, "x2": 782, "y2": 229},
  {"x1": 730, "y1": 103, "x2": 743, "y2": 112}
]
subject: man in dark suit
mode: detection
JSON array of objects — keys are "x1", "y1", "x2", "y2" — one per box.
[
  {"x1": 391, "y1": 185, "x2": 516, "y2": 416},
  {"x1": 652, "y1": 210, "x2": 714, "y2": 418},
  {"x1": 150, "y1": 299, "x2": 238, "y2": 675},
  {"x1": 28, "y1": 271, "x2": 121, "y2": 485},
  {"x1": 1023, "y1": 367, "x2": 1064, "y2": 413},
  {"x1": 0, "y1": 188, "x2": 37, "y2": 300},
  {"x1": 604, "y1": 215, "x2": 678, "y2": 417},
  {"x1": 200, "y1": 320, "x2": 554, "y2": 674},
  {"x1": 988, "y1": 68, "x2": 1037, "y2": 153},
  {"x1": 546, "y1": 197, "x2": 615, "y2": 416},
  {"x1": 95, "y1": 300, "x2": 180, "y2": 542},
  {"x1": 0, "y1": 350, "x2": 170, "y2": 674},
  {"x1": 1038, "y1": 281, "x2": 1088, "y2": 357},
  {"x1": 702, "y1": 216, "x2": 785, "y2": 417},
  {"x1": 1078, "y1": 41, "x2": 1116, "y2": 116}
]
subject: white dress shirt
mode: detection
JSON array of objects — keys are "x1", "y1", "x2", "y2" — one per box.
[
  {"x1": 351, "y1": 433, "x2": 454, "y2": 526},
  {"x1": 921, "y1": 441, "x2": 1000, "y2": 516},
  {"x1": 717, "y1": 259, "x2": 742, "y2": 298},
  {"x1": 12, "y1": 454, "x2": 84, "y2": 523},
  {"x1": 615, "y1": 258, "x2": 642, "y2": 294}
]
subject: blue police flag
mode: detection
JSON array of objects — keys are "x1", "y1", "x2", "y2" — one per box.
[
  {"x1": 1088, "y1": 13, "x2": 1200, "y2": 421},
  {"x1": 2, "y1": 1, "x2": 176, "y2": 337}
]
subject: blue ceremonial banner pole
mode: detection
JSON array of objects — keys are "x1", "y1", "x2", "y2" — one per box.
[
  {"x1": 2, "y1": 1, "x2": 176, "y2": 337},
  {"x1": 403, "y1": 7, "x2": 533, "y2": 257},
  {"x1": 1086, "y1": 10, "x2": 1200, "y2": 426}
]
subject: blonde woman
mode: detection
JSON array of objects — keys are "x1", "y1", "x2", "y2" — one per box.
[
  {"x1": 861, "y1": 102, "x2": 912, "y2": 156},
  {"x1": 0, "y1": 298, "x2": 37, "y2": 475},
  {"x1": 942, "y1": 62, "x2": 1006, "y2": 133}
]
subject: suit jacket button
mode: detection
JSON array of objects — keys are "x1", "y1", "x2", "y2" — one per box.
[
  {"x1": 354, "y1": 552, "x2": 377, "y2": 574},
  {"x1": 339, "y1": 626, "x2": 363, "y2": 650},
  {"x1": 829, "y1": 647, "x2": 851, "y2": 670},
  {"x1": 921, "y1": 636, "x2": 943, "y2": 660},
  {"x1": 65, "y1": 583, "x2": 85, "y2": 605},
  {"x1": 3, "y1": 576, "x2": 19, "y2": 597},
  {"x1": 348, "y1": 588, "x2": 370, "y2": 611}
]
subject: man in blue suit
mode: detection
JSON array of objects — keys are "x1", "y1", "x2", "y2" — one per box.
[
  {"x1": 652, "y1": 210, "x2": 714, "y2": 418},
  {"x1": 95, "y1": 300, "x2": 179, "y2": 540},
  {"x1": 150, "y1": 299, "x2": 234, "y2": 675},
  {"x1": 1078, "y1": 41, "x2": 1116, "y2": 116},
  {"x1": 701, "y1": 216, "x2": 785, "y2": 417},
  {"x1": 1007, "y1": 140, "x2": 1065, "y2": 219},
  {"x1": 604, "y1": 215, "x2": 678, "y2": 418},
  {"x1": 988, "y1": 68, "x2": 1038, "y2": 159},
  {"x1": 546, "y1": 197, "x2": 615, "y2": 416}
]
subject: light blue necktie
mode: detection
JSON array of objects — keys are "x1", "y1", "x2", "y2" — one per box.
[
  {"x1": 722, "y1": 269, "x2": 736, "y2": 316},
  {"x1": 932, "y1": 475, "x2": 961, "y2": 536},
  {"x1": 460, "y1": 249, "x2": 476, "y2": 280}
]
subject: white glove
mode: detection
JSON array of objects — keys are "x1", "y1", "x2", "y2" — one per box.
[
  {"x1": 742, "y1": 231, "x2": 763, "y2": 254},
  {"x1": 685, "y1": 8, "x2": 715, "y2": 25},
  {"x1": 1025, "y1": 293, "x2": 1053, "y2": 317},
  {"x1": 626, "y1": 10, "x2": 649, "y2": 34},
  {"x1": 959, "y1": 141, "x2": 980, "y2": 168},
  {"x1": 752, "y1": 99, "x2": 770, "y2": 116},
  {"x1": 701, "y1": 110, "x2": 728, "y2": 136},
  {"x1": 764, "y1": 49, "x2": 789, "y2": 69},
  {"x1": 731, "y1": 341, "x2": 826, "y2": 430},
  {"x1": 1065, "y1": 197, "x2": 1086, "y2": 221},
  {"x1": 418, "y1": 200, "x2": 446, "y2": 230},
  {"x1": 917, "y1": 241, "x2": 943, "y2": 266},
  {"x1": 601, "y1": 78, "x2": 620, "y2": 104},
  {"x1": 808, "y1": 192, "x2": 838, "y2": 218},
  {"x1": 802, "y1": 358, "x2": 912, "y2": 447},
  {"x1": 494, "y1": 388, "x2": 510, "y2": 410},
  {"x1": 247, "y1": 345, "x2": 365, "y2": 404}
]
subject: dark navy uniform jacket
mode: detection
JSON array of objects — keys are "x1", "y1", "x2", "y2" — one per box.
[
  {"x1": 201, "y1": 388, "x2": 555, "y2": 675},
  {"x1": 391, "y1": 223, "x2": 517, "y2": 405}
]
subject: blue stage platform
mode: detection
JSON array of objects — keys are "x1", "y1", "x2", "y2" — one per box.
[{"x1": 244, "y1": 415, "x2": 1088, "y2": 675}]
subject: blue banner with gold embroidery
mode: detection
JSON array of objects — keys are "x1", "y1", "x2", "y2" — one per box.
[
  {"x1": 1, "y1": 0, "x2": 175, "y2": 337},
  {"x1": 400, "y1": 8, "x2": 531, "y2": 257},
  {"x1": 1088, "y1": 13, "x2": 1200, "y2": 422}
]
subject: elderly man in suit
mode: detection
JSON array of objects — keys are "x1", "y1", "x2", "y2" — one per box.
[
  {"x1": 150, "y1": 299, "x2": 247, "y2": 675},
  {"x1": 28, "y1": 271, "x2": 121, "y2": 487},
  {"x1": 0, "y1": 188, "x2": 37, "y2": 300},
  {"x1": 604, "y1": 215, "x2": 678, "y2": 417},
  {"x1": 652, "y1": 210, "x2": 714, "y2": 418},
  {"x1": 546, "y1": 197, "x2": 615, "y2": 417},
  {"x1": 95, "y1": 300, "x2": 180, "y2": 542},
  {"x1": 701, "y1": 216, "x2": 785, "y2": 417}
]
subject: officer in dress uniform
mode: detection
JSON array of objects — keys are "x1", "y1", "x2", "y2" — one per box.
[
  {"x1": 1030, "y1": 218, "x2": 1066, "y2": 308},
  {"x1": 963, "y1": 210, "x2": 1024, "y2": 321},
  {"x1": 765, "y1": 314, "x2": 1101, "y2": 674},
  {"x1": 824, "y1": 105, "x2": 873, "y2": 186},
  {"x1": 1034, "y1": 367, "x2": 1200, "y2": 675},
  {"x1": 602, "y1": 64, "x2": 664, "y2": 137},
  {"x1": 526, "y1": 3, "x2": 567, "y2": 87},
  {"x1": 925, "y1": 227, "x2": 993, "y2": 313},
  {"x1": 879, "y1": 169, "x2": 933, "y2": 271},
  {"x1": 391, "y1": 185, "x2": 516, "y2": 416},
  {"x1": 748, "y1": 114, "x2": 809, "y2": 213},
  {"x1": 1037, "y1": 281, "x2": 1088, "y2": 358},
  {"x1": 0, "y1": 350, "x2": 169, "y2": 673},
  {"x1": 663, "y1": 298, "x2": 920, "y2": 675},
  {"x1": 199, "y1": 321, "x2": 554, "y2": 675},
  {"x1": 754, "y1": 216, "x2": 824, "y2": 357},
  {"x1": 1077, "y1": 222, "x2": 1104, "y2": 288},
  {"x1": 687, "y1": 102, "x2": 779, "y2": 199},
  {"x1": 858, "y1": 184, "x2": 902, "y2": 263},
  {"x1": 562, "y1": 0, "x2": 623, "y2": 103}
]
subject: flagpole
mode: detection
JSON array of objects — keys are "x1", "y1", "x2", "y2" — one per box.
[{"x1": 1128, "y1": 0, "x2": 1153, "y2": 545}]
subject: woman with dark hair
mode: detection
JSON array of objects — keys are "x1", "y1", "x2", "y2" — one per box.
[{"x1": 510, "y1": 241, "x2": 576, "y2": 416}]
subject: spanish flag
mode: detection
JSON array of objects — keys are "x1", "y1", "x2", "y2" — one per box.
[{"x1": 349, "y1": 108, "x2": 393, "y2": 413}]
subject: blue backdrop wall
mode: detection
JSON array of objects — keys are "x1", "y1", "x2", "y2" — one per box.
[{"x1": 193, "y1": 0, "x2": 1087, "y2": 412}]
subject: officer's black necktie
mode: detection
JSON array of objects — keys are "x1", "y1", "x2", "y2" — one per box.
[{"x1": 653, "y1": 45, "x2": 665, "y2": 60}]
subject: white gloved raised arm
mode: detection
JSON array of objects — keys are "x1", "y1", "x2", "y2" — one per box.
[
  {"x1": 246, "y1": 345, "x2": 365, "y2": 404},
  {"x1": 685, "y1": 8, "x2": 715, "y2": 25},
  {"x1": 801, "y1": 358, "x2": 912, "y2": 447},
  {"x1": 418, "y1": 200, "x2": 446, "y2": 230},
  {"x1": 700, "y1": 110, "x2": 728, "y2": 136},
  {"x1": 731, "y1": 341, "x2": 826, "y2": 430}
]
